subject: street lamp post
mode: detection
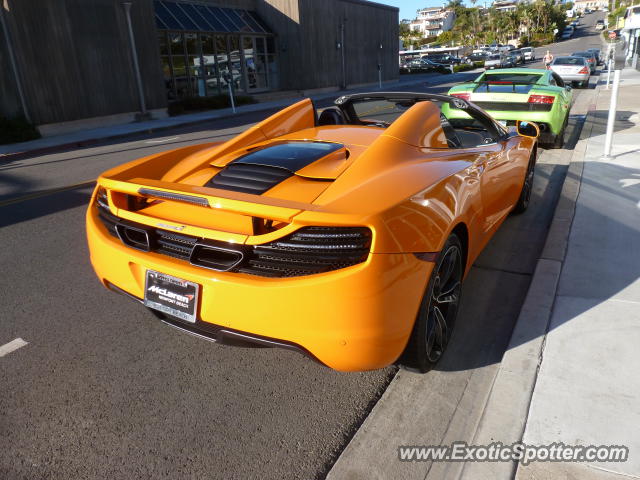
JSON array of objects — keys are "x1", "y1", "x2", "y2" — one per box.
[{"x1": 122, "y1": 2, "x2": 148, "y2": 118}]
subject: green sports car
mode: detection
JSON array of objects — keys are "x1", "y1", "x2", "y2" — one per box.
[{"x1": 442, "y1": 68, "x2": 573, "y2": 147}]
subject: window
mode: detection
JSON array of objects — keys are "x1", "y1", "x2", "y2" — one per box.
[{"x1": 153, "y1": 1, "x2": 276, "y2": 98}]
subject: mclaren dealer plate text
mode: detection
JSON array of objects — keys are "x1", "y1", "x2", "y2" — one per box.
[{"x1": 144, "y1": 270, "x2": 199, "y2": 323}]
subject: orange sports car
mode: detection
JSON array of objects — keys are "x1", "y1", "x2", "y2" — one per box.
[{"x1": 86, "y1": 93, "x2": 538, "y2": 372}]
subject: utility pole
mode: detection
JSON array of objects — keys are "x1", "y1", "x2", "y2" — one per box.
[{"x1": 122, "y1": 2, "x2": 148, "y2": 119}]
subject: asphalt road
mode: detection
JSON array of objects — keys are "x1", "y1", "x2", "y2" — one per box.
[{"x1": 0, "y1": 20, "x2": 605, "y2": 480}]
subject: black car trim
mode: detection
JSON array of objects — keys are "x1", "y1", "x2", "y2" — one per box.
[
  {"x1": 105, "y1": 280, "x2": 323, "y2": 364},
  {"x1": 206, "y1": 141, "x2": 344, "y2": 195}
]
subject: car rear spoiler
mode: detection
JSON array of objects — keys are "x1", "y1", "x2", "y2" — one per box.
[
  {"x1": 471, "y1": 81, "x2": 538, "y2": 93},
  {"x1": 98, "y1": 176, "x2": 317, "y2": 223}
]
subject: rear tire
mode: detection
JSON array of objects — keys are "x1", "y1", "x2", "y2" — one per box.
[
  {"x1": 399, "y1": 234, "x2": 463, "y2": 373},
  {"x1": 552, "y1": 116, "x2": 568, "y2": 149},
  {"x1": 512, "y1": 153, "x2": 536, "y2": 214}
]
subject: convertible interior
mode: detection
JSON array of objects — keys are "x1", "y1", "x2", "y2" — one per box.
[{"x1": 317, "y1": 94, "x2": 500, "y2": 149}]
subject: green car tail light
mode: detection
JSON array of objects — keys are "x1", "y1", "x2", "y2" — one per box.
[
  {"x1": 528, "y1": 95, "x2": 555, "y2": 104},
  {"x1": 451, "y1": 93, "x2": 471, "y2": 101}
]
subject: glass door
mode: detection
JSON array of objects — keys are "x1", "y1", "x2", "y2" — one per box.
[{"x1": 242, "y1": 36, "x2": 269, "y2": 92}]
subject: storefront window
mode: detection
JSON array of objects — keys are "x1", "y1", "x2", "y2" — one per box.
[
  {"x1": 154, "y1": 2, "x2": 278, "y2": 100},
  {"x1": 200, "y1": 34, "x2": 221, "y2": 96},
  {"x1": 228, "y1": 35, "x2": 243, "y2": 92}
]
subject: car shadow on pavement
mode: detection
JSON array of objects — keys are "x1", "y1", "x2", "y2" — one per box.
[
  {"x1": 0, "y1": 184, "x2": 94, "y2": 228},
  {"x1": 436, "y1": 161, "x2": 640, "y2": 373}
]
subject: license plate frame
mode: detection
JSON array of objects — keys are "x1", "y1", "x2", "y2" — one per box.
[{"x1": 144, "y1": 270, "x2": 199, "y2": 323}]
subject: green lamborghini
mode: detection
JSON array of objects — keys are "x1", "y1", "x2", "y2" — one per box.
[{"x1": 442, "y1": 68, "x2": 573, "y2": 147}]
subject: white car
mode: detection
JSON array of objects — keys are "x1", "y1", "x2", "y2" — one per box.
[
  {"x1": 484, "y1": 53, "x2": 509, "y2": 69},
  {"x1": 520, "y1": 46, "x2": 536, "y2": 62},
  {"x1": 550, "y1": 56, "x2": 591, "y2": 88}
]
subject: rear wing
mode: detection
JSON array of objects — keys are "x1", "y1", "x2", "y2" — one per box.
[{"x1": 98, "y1": 176, "x2": 316, "y2": 224}]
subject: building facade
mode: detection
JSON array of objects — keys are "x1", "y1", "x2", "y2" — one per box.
[
  {"x1": 622, "y1": 5, "x2": 640, "y2": 70},
  {"x1": 0, "y1": 0, "x2": 398, "y2": 131},
  {"x1": 492, "y1": 1, "x2": 518, "y2": 13},
  {"x1": 409, "y1": 7, "x2": 455, "y2": 38},
  {"x1": 573, "y1": 0, "x2": 608, "y2": 12}
]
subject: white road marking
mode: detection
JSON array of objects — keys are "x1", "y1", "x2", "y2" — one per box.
[
  {"x1": 145, "y1": 136, "x2": 180, "y2": 144},
  {"x1": 620, "y1": 174, "x2": 640, "y2": 189},
  {"x1": 0, "y1": 338, "x2": 28, "y2": 357}
]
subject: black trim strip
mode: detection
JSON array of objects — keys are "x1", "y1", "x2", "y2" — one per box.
[
  {"x1": 105, "y1": 281, "x2": 321, "y2": 363},
  {"x1": 138, "y1": 188, "x2": 210, "y2": 207}
]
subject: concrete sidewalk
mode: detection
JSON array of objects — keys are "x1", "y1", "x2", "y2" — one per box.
[
  {"x1": 0, "y1": 70, "x2": 479, "y2": 160},
  {"x1": 514, "y1": 67, "x2": 640, "y2": 480}
]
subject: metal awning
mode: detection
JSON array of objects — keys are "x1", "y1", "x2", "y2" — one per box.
[{"x1": 153, "y1": 0, "x2": 271, "y2": 34}]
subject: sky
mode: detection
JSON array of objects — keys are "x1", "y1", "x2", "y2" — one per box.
[{"x1": 373, "y1": 0, "x2": 452, "y2": 21}]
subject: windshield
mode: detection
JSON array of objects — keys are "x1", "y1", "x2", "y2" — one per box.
[
  {"x1": 488, "y1": 55, "x2": 501, "y2": 60},
  {"x1": 553, "y1": 57, "x2": 586, "y2": 65}
]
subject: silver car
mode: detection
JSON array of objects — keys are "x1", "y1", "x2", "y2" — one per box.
[
  {"x1": 520, "y1": 46, "x2": 536, "y2": 62},
  {"x1": 484, "y1": 53, "x2": 505, "y2": 69},
  {"x1": 550, "y1": 56, "x2": 591, "y2": 88}
]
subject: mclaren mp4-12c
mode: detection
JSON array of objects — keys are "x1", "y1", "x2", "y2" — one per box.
[{"x1": 86, "y1": 92, "x2": 539, "y2": 372}]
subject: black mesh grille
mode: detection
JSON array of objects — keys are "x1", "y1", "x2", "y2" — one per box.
[
  {"x1": 94, "y1": 202, "x2": 371, "y2": 277},
  {"x1": 243, "y1": 227, "x2": 371, "y2": 277},
  {"x1": 206, "y1": 164, "x2": 292, "y2": 195},
  {"x1": 155, "y1": 230, "x2": 198, "y2": 259},
  {"x1": 471, "y1": 101, "x2": 553, "y2": 112}
]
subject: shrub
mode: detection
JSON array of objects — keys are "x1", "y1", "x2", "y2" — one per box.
[
  {"x1": 168, "y1": 94, "x2": 257, "y2": 116},
  {"x1": 0, "y1": 116, "x2": 40, "y2": 145},
  {"x1": 453, "y1": 63, "x2": 477, "y2": 73}
]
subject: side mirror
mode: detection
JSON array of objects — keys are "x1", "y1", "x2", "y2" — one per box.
[
  {"x1": 565, "y1": 85, "x2": 572, "y2": 91},
  {"x1": 516, "y1": 120, "x2": 540, "y2": 138}
]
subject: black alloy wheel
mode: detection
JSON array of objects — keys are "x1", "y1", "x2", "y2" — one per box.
[{"x1": 400, "y1": 234, "x2": 463, "y2": 373}]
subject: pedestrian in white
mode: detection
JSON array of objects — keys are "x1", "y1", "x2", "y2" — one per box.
[{"x1": 543, "y1": 50, "x2": 554, "y2": 69}]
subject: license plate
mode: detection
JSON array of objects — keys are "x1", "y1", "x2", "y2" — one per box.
[{"x1": 144, "y1": 270, "x2": 199, "y2": 323}]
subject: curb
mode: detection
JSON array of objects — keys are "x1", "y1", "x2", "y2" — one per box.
[
  {"x1": 0, "y1": 71, "x2": 480, "y2": 163},
  {"x1": 457, "y1": 86, "x2": 599, "y2": 480}
]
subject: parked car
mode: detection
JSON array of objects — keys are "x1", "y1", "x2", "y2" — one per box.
[
  {"x1": 425, "y1": 53, "x2": 463, "y2": 65},
  {"x1": 571, "y1": 51, "x2": 598, "y2": 73},
  {"x1": 561, "y1": 27, "x2": 575, "y2": 39},
  {"x1": 466, "y1": 52, "x2": 489, "y2": 63},
  {"x1": 504, "y1": 53, "x2": 519, "y2": 67},
  {"x1": 484, "y1": 53, "x2": 506, "y2": 69},
  {"x1": 520, "y1": 46, "x2": 536, "y2": 62},
  {"x1": 445, "y1": 68, "x2": 573, "y2": 147},
  {"x1": 549, "y1": 56, "x2": 590, "y2": 88},
  {"x1": 586, "y1": 48, "x2": 601, "y2": 65},
  {"x1": 571, "y1": 20, "x2": 579, "y2": 27},
  {"x1": 511, "y1": 49, "x2": 525, "y2": 65},
  {"x1": 595, "y1": 19, "x2": 605, "y2": 30},
  {"x1": 87, "y1": 91, "x2": 538, "y2": 372},
  {"x1": 400, "y1": 58, "x2": 448, "y2": 73}
]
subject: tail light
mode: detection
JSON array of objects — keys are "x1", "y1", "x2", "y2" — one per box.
[
  {"x1": 95, "y1": 187, "x2": 109, "y2": 211},
  {"x1": 451, "y1": 93, "x2": 471, "y2": 101},
  {"x1": 578, "y1": 67, "x2": 589, "y2": 74},
  {"x1": 243, "y1": 226, "x2": 372, "y2": 277},
  {"x1": 528, "y1": 95, "x2": 555, "y2": 104}
]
